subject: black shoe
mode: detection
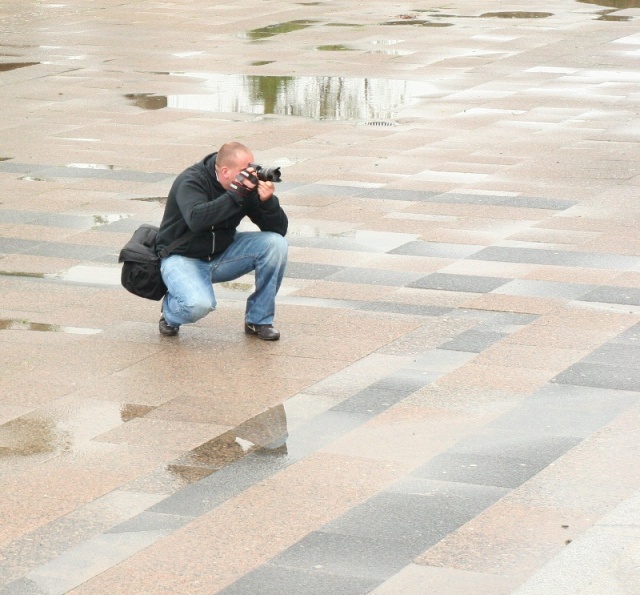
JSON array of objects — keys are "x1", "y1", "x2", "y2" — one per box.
[
  {"x1": 159, "y1": 315, "x2": 179, "y2": 336},
  {"x1": 245, "y1": 322, "x2": 280, "y2": 341}
]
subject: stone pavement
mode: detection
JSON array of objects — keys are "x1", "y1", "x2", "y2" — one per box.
[{"x1": 1, "y1": 0, "x2": 640, "y2": 593}]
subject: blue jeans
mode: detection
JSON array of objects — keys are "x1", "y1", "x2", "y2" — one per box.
[{"x1": 160, "y1": 231, "x2": 288, "y2": 327}]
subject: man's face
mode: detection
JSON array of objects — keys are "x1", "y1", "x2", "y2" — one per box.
[{"x1": 217, "y1": 151, "x2": 254, "y2": 190}]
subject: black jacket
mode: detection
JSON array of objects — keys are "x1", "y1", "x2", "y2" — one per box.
[{"x1": 156, "y1": 152, "x2": 288, "y2": 259}]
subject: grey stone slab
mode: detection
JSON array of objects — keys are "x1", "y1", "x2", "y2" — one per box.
[
  {"x1": 0, "y1": 578, "x2": 47, "y2": 594},
  {"x1": 489, "y1": 403, "x2": 627, "y2": 438},
  {"x1": 409, "y1": 273, "x2": 511, "y2": 293},
  {"x1": 0, "y1": 161, "x2": 35, "y2": 174},
  {"x1": 34, "y1": 166, "x2": 113, "y2": 179},
  {"x1": 583, "y1": 343, "x2": 640, "y2": 367},
  {"x1": 366, "y1": 188, "x2": 441, "y2": 202},
  {"x1": 218, "y1": 565, "x2": 379, "y2": 595},
  {"x1": 553, "y1": 252, "x2": 640, "y2": 271},
  {"x1": 107, "y1": 511, "x2": 191, "y2": 534},
  {"x1": 439, "y1": 329, "x2": 506, "y2": 353},
  {"x1": 428, "y1": 192, "x2": 508, "y2": 206},
  {"x1": 0, "y1": 237, "x2": 43, "y2": 254},
  {"x1": 468, "y1": 246, "x2": 564, "y2": 265},
  {"x1": 579, "y1": 286, "x2": 640, "y2": 306},
  {"x1": 149, "y1": 454, "x2": 290, "y2": 517},
  {"x1": 357, "y1": 301, "x2": 453, "y2": 317},
  {"x1": 493, "y1": 279, "x2": 595, "y2": 299},
  {"x1": 31, "y1": 213, "x2": 97, "y2": 230},
  {"x1": 525, "y1": 383, "x2": 640, "y2": 412},
  {"x1": 0, "y1": 210, "x2": 40, "y2": 224},
  {"x1": 412, "y1": 447, "x2": 577, "y2": 489},
  {"x1": 286, "y1": 184, "x2": 369, "y2": 198},
  {"x1": 269, "y1": 531, "x2": 418, "y2": 581},
  {"x1": 322, "y1": 484, "x2": 506, "y2": 548},
  {"x1": 411, "y1": 348, "x2": 478, "y2": 373},
  {"x1": 284, "y1": 261, "x2": 346, "y2": 280},
  {"x1": 327, "y1": 267, "x2": 423, "y2": 287},
  {"x1": 472, "y1": 311, "x2": 539, "y2": 333},
  {"x1": 97, "y1": 217, "x2": 155, "y2": 233},
  {"x1": 389, "y1": 241, "x2": 484, "y2": 259},
  {"x1": 552, "y1": 362, "x2": 640, "y2": 392},
  {"x1": 24, "y1": 531, "x2": 164, "y2": 595},
  {"x1": 24, "y1": 242, "x2": 115, "y2": 260},
  {"x1": 108, "y1": 170, "x2": 171, "y2": 183},
  {"x1": 610, "y1": 322, "x2": 640, "y2": 345},
  {"x1": 499, "y1": 196, "x2": 577, "y2": 210}
]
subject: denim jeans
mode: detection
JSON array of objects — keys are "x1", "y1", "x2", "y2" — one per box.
[{"x1": 160, "y1": 231, "x2": 288, "y2": 327}]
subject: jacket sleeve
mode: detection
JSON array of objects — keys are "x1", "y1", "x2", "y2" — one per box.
[
  {"x1": 175, "y1": 178, "x2": 245, "y2": 232},
  {"x1": 245, "y1": 194, "x2": 288, "y2": 236}
]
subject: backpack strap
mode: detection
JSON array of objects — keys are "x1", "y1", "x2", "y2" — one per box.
[{"x1": 157, "y1": 230, "x2": 195, "y2": 259}]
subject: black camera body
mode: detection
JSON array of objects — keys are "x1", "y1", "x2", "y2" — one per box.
[{"x1": 250, "y1": 163, "x2": 282, "y2": 183}]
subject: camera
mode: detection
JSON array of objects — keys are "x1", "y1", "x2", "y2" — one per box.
[{"x1": 250, "y1": 163, "x2": 282, "y2": 183}]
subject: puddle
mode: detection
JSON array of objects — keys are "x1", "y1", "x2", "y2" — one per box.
[
  {"x1": 317, "y1": 44, "x2": 356, "y2": 51},
  {"x1": 0, "y1": 318, "x2": 102, "y2": 334},
  {"x1": 480, "y1": 12, "x2": 553, "y2": 18},
  {"x1": 67, "y1": 163, "x2": 120, "y2": 170},
  {"x1": 19, "y1": 176, "x2": 47, "y2": 182},
  {"x1": 220, "y1": 281, "x2": 254, "y2": 292},
  {"x1": 250, "y1": 60, "x2": 275, "y2": 66},
  {"x1": 0, "y1": 157, "x2": 12, "y2": 161},
  {"x1": 126, "y1": 74, "x2": 436, "y2": 121},
  {"x1": 47, "y1": 265, "x2": 121, "y2": 286},
  {"x1": 242, "y1": 20, "x2": 318, "y2": 41},
  {"x1": 0, "y1": 62, "x2": 39, "y2": 72},
  {"x1": 124, "y1": 93, "x2": 167, "y2": 110},
  {"x1": 578, "y1": 0, "x2": 640, "y2": 6},
  {"x1": 0, "y1": 271, "x2": 45, "y2": 279},
  {"x1": 176, "y1": 405, "x2": 288, "y2": 469},
  {"x1": 380, "y1": 20, "x2": 454, "y2": 26},
  {"x1": 130, "y1": 196, "x2": 167, "y2": 203},
  {"x1": 597, "y1": 13, "x2": 633, "y2": 19},
  {"x1": 92, "y1": 213, "x2": 129, "y2": 227},
  {"x1": 0, "y1": 402, "x2": 154, "y2": 458}
]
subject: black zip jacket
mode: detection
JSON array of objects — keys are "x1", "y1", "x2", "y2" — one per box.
[{"x1": 156, "y1": 152, "x2": 288, "y2": 259}]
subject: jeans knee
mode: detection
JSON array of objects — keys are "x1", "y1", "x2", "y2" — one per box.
[
  {"x1": 264, "y1": 232, "x2": 288, "y2": 261},
  {"x1": 182, "y1": 298, "x2": 214, "y2": 323}
]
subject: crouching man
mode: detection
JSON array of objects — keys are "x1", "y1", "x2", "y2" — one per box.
[{"x1": 155, "y1": 142, "x2": 288, "y2": 341}]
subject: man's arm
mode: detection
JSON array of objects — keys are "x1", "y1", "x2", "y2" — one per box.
[{"x1": 175, "y1": 178, "x2": 244, "y2": 232}]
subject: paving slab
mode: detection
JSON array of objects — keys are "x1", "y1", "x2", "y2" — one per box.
[{"x1": 1, "y1": 1, "x2": 640, "y2": 593}]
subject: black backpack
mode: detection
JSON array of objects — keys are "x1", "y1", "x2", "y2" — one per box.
[{"x1": 118, "y1": 224, "x2": 192, "y2": 301}]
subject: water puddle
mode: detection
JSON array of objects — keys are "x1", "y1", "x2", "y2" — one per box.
[
  {"x1": 0, "y1": 62, "x2": 39, "y2": 72},
  {"x1": 0, "y1": 318, "x2": 102, "y2": 334},
  {"x1": 317, "y1": 44, "x2": 356, "y2": 51},
  {"x1": 92, "y1": 213, "x2": 129, "y2": 227},
  {"x1": 381, "y1": 20, "x2": 454, "y2": 26},
  {"x1": 479, "y1": 12, "x2": 553, "y2": 18},
  {"x1": 220, "y1": 281, "x2": 254, "y2": 292},
  {"x1": 125, "y1": 74, "x2": 436, "y2": 121},
  {"x1": 0, "y1": 271, "x2": 45, "y2": 279},
  {"x1": 124, "y1": 93, "x2": 167, "y2": 110},
  {"x1": 175, "y1": 405, "x2": 288, "y2": 469},
  {"x1": 0, "y1": 402, "x2": 153, "y2": 458},
  {"x1": 597, "y1": 13, "x2": 633, "y2": 19},
  {"x1": 578, "y1": 0, "x2": 640, "y2": 6},
  {"x1": 242, "y1": 20, "x2": 318, "y2": 41},
  {"x1": 250, "y1": 60, "x2": 275, "y2": 66},
  {"x1": 0, "y1": 157, "x2": 13, "y2": 161},
  {"x1": 130, "y1": 196, "x2": 167, "y2": 203},
  {"x1": 47, "y1": 265, "x2": 121, "y2": 286},
  {"x1": 67, "y1": 163, "x2": 121, "y2": 170}
]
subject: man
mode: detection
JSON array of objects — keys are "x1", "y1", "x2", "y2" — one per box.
[{"x1": 155, "y1": 142, "x2": 288, "y2": 340}]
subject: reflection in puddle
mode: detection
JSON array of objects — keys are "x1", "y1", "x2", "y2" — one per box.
[
  {"x1": 0, "y1": 62, "x2": 39, "y2": 72},
  {"x1": 242, "y1": 20, "x2": 318, "y2": 40},
  {"x1": 0, "y1": 157, "x2": 12, "y2": 161},
  {"x1": 220, "y1": 281, "x2": 254, "y2": 292},
  {"x1": 130, "y1": 196, "x2": 167, "y2": 203},
  {"x1": 0, "y1": 271, "x2": 45, "y2": 279},
  {"x1": 480, "y1": 12, "x2": 553, "y2": 18},
  {"x1": 67, "y1": 163, "x2": 119, "y2": 170},
  {"x1": 124, "y1": 93, "x2": 167, "y2": 110},
  {"x1": 48, "y1": 265, "x2": 121, "y2": 286},
  {"x1": 126, "y1": 74, "x2": 436, "y2": 121},
  {"x1": 317, "y1": 44, "x2": 356, "y2": 51},
  {"x1": 578, "y1": 0, "x2": 640, "y2": 6},
  {"x1": 92, "y1": 213, "x2": 128, "y2": 227},
  {"x1": 176, "y1": 405, "x2": 288, "y2": 469},
  {"x1": 597, "y1": 13, "x2": 633, "y2": 19},
  {"x1": 0, "y1": 318, "x2": 102, "y2": 334},
  {"x1": 250, "y1": 60, "x2": 275, "y2": 66},
  {"x1": 0, "y1": 402, "x2": 154, "y2": 458},
  {"x1": 381, "y1": 20, "x2": 454, "y2": 26}
]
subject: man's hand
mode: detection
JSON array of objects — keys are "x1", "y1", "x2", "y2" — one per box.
[
  {"x1": 229, "y1": 169, "x2": 259, "y2": 199},
  {"x1": 257, "y1": 180, "x2": 274, "y2": 202}
]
